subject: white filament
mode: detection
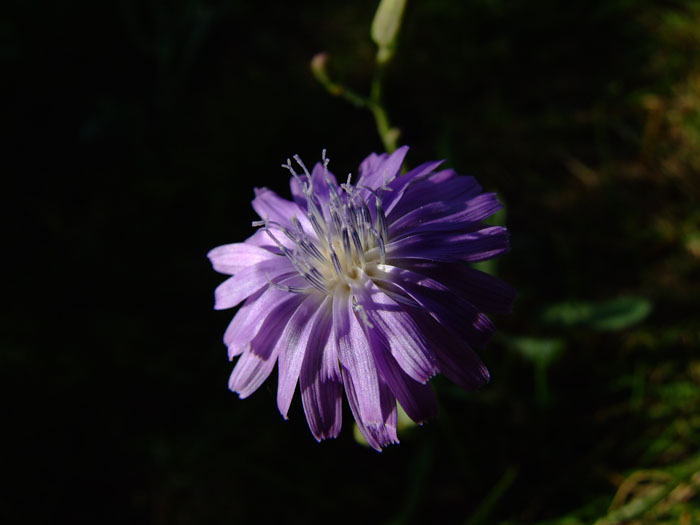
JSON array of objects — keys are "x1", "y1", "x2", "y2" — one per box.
[{"x1": 259, "y1": 153, "x2": 392, "y2": 296}]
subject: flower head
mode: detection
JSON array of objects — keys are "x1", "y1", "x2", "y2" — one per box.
[{"x1": 208, "y1": 146, "x2": 516, "y2": 450}]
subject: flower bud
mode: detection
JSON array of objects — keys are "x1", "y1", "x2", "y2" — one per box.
[{"x1": 371, "y1": 0, "x2": 407, "y2": 57}]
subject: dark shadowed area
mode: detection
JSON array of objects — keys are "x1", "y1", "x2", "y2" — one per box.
[{"x1": 4, "y1": 0, "x2": 700, "y2": 523}]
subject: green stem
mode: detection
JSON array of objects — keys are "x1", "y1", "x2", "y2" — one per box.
[
  {"x1": 311, "y1": 52, "x2": 399, "y2": 154},
  {"x1": 464, "y1": 467, "x2": 519, "y2": 525},
  {"x1": 370, "y1": 61, "x2": 399, "y2": 153}
]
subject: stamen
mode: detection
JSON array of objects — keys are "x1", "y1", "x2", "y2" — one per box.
[
  {"x1": 351, "y1": 230, "x2": 365, "y2": 266},
  {"x1": 361, "y1": 204, "x2": 372, "y2": 240},
  {"x1": 330, "y1": 210, "x2": 343, "y2": 237},
  {"x1": 352, "y1": 300, "x2": 374, "y2": 329},
  {"x1": 282, "y1": 159, "x2": 306, "y2": 190},
  {"x1": 299, "y1": 239, "x2": 326, "y2": 263},
  {"x1": 341, "y1": 228, "x2": 352, "y2": 265},
  {"x1": 303, "y1": 271, "x2": 328, "y2": 293},
  {"x1": 291, "y1": 216, "x2": 305, "y2": 235},
  {"x1": 307, "y1": 206, "x2": 327, "y2": 240},
  {"x1": 259, "y1": 223, "x2": 292, "y2": 257},
  {"x1": 266, "y1": 273, "x2": 312, "y2": 294},
  {"x1": 328, "y1": 243, "x2": 345, "y2": 279},
  {"x1": 375, "y1": 231, "x2": 387, "y2": 264},
  {"x1": 258, "y1": 219, "x2": 299, "y2": 244},
  {"x1": 256, "y1": 151, "x2": 396, "y2": 298},
  {"x1": 376, "y1": 199, "x2": 389, "y2": 243}
]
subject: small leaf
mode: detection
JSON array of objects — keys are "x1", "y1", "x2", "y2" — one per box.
[
  {"x1": 542, "y1": 296, "x2": 652, "y2": 332},
  {"x1": 504, "y1": 336, "x2": 565, "y2": 367}
]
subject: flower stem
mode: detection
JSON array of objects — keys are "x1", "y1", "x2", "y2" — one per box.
[
  {"x1": 369, "y1": 63, "x2": 399, "y2": 153},
  {"x1": 310, "y1": 52, "x2": 400, "y2": 154}
]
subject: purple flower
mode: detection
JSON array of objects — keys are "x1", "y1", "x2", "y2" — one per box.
[{"x1": 208, "y1": 146, "x2": 516, "y2": 450}]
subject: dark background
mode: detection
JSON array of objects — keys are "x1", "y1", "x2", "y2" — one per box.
[{"x1": 5, "y1": 0, "x2": 700, "y2": 523}]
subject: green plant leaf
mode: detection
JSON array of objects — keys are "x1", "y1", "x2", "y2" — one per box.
[{"x1": 542, "y1": 296, "x2": 652, "y2": 331}]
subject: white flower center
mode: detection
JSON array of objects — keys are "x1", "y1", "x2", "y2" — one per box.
[{"x1": 256, "y1": 152, "x2": 390, "y2": 297}]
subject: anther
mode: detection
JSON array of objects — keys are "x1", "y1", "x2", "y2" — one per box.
[
  {"x1": 328, "y1": 243, "x2": 345, "y2": 279},
  {"x1": 351, "y1": 230, "x2": 366, "y2": 266},
  {"x1": 266, "y1": 273, "x2": 311, "y2": 294}
]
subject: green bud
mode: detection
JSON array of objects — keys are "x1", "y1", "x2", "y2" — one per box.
[{"x1": 371, "y1": 0, "x2": 407, "y2": 51}]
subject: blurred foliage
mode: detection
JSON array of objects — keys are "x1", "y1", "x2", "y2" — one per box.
[
  {"x1": 4, "y1": 0, "x2": 700, "y2": 524},
  {"x1": 541, "y1": 297, "x2": 652, "y2": 331}
]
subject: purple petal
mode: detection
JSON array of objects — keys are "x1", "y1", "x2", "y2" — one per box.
[
  {"x1": 365, "y1": 328, "x2": 439, "y2": 423},
  {"x1": 228, "y1": 350, "x2": 280, "y2": 399},
  {"x1": 228, "y1": 292, "x2": 308, "y2": 398},
  {"x1": 290, "y1": 162, "x2": 338, "y2": 210},
  {"x1": 224, "y1": 276, "x2": 307, "y2": 358},
  {"x1": 251, "y1": 187, "x2": 314, "y2": 234},
  {"x1": 369, "y1": 265, "x2": 495, "y2": 350},
  {"x1": 332, "y1": 291, "x2": 385, "y2": 426},
  {"x1": 301, "y1": 375, "x2": 343, "y2": 442},
  {"x1": 223, "y1": 287, "x2": 267, "y2": 359},
  {"x1": 386, "y1": 170, "x2": 483, "y2": 223},
  {"x1": 276, "y1": 295, "x2": 330, "y2": 419},
  {"x1": 386, "y1": 226, "x2": 510, "y2": 263},
  {"x1": 244, "y1": 228, "x2": 292, "y2": 252},
  {"x1": 300, "y1": 308, "x2": 343, "y2": 441},
  {"x1": 410, "y1": 310, "x2": 491, "y2": 390},
  {"x1": 351, "y1": 277, "x2": 439, "y2": 383},
  {"x1": 389, "y1": 193, "x2": 502, "y2": 239},
  {"x1": 342, "y1": 367, "x2": 398, "y2": 451},
  {"x1": 357, "y1": 145, "x2": 409, "y2": 191},
  {"x1": 213, "y1": 258, "x2": 294, "y2": 310},
  {"x1": 382, "y1": 160, "x2": 445, "y2": 216},
  {"x1": 401, "y1": 261, "x2": 518, "y2": 314},
  {"x1": 207, "y1": 242, "x2": 279, "y2": 275}
]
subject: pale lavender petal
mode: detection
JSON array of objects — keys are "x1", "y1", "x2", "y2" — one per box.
[
  {"x1": 351, "y1": 277, "x2": 439, "y2": 383},
  {"x1": 228, "y1": 291, "x2": 308, "y2": 398},
  {"x1": 332, "y1": 291, "x2": 385, "y2": 426},
  {"x1": 276, "y1": 295, "x2": 329, "y2": 419},
  {"x1": 223, "y1": 287, "x2": 266, "y2": 359},
  {"x1": 361, "y1": 380, "x2": 399, "y2": 450},
  {"x1": 342, "y1": 367, "x2": 398, "y2": 451},
  {"x1": 228, "y1": 350, "x2": 277, "y2": 399},
  {"x1": 244, "y1": 227, "x2": 292, "y2": 251},
  {"x1": 386, "y1": 226, "x2": 510, "y2": 263},
  {"x1": 213, "y1": 258, "x2": 294, "y2": 310},
  {"x1": 248, "y1": 292, "x2": 309, "y2": 360},
  {"x1": 251, "y1": 187, "x2": 313, "y2": 234},
  {"x1": 224, "y1": 275, "x2": 307, "y2": 358},
  {"x1": 207, "y1": 242, "x2": 279, "y2": 275}
]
